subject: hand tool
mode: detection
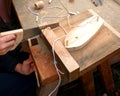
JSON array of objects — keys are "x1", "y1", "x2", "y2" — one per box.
[{"x1": 0, "y1": 28, "x2": 41, "y2": 50}]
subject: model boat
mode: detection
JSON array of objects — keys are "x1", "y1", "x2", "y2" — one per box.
[{"x1": 64, "y1": 15, "x2": 104, "y2": 51}]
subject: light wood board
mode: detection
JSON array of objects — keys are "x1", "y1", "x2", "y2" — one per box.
[{"x1": 0, "y1": 29, "x2": 23, "y2": 50}]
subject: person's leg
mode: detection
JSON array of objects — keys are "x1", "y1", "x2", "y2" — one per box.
[
  {"x1": 0, "y1": 0, "x2": 12, "y2": 31},
  {"x1": 0, "y1": 0, "x2": 20, "y2": 31},
  {"x1": 0, "y1": 72, "x2": 37, "y2": 96}
]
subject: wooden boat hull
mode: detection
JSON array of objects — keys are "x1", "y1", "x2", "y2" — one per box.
[{"x1": 64, "y1": 15, "x2": 104, "y2": 51}]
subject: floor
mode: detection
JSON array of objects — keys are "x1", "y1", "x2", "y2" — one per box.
[{"x1": 57, "y1": 62, "x2": 120, "y2": 96}]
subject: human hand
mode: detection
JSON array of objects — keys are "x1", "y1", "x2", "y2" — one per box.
[
  {"x1": 0, "y1": 34, "x2": 16, "y2": 55},
  {"x1": 15, "y1": 55, "x2": 36, "y2": 75}
]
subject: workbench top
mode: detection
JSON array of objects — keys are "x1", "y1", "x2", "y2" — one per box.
[
  {"x1": 12, "y1": 0, "x2": 120, "y2": 32},
  {"x1": 42, "y1": 9, "x2": 120, "y2": 78}
]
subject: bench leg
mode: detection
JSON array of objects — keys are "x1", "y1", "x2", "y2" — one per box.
[
  {"x1": 81, "y1": 70, "x2": 96, "y2": 96},
  {"x1": 98, "y1": 60, "x2": 115, "y2": 94},
  {"x1": 37, "y1": 80, "x2": 59, "y2": 96}
]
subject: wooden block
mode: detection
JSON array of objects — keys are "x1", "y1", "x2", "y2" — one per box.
[
  {"x1": 41, "y1": 27, "x2": 80, "y2": 82},
  {"x1": 29, "y1": 36, "x2": 58, "y2": 85}
]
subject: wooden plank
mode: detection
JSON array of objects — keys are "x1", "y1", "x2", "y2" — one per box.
[
  {"x1": 41, "y1": 27, "x2": 80, "y2": 82},
  {"x1": 29, "y1": 36, "x2": 58, "y2": 85}
]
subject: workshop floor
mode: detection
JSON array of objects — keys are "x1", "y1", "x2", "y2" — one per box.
[{"x1": 57, "y1": 62, "x2": 120, "y2": 96}]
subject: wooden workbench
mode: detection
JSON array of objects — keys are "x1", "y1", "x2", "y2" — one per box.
[{"x1": 12, "y1": 0, "x2": 120, "y2": 96}]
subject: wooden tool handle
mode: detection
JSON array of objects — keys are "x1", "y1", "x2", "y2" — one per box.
[{"x1": 0, "y1": 29, "x2": 23, "y2": 50}]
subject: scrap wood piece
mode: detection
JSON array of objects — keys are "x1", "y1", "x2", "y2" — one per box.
[
  {"x1": 41, "y1": 27, "x2": 80, "y2": 82},
  {"x1": 29, "y1": 36, "x2": 58, "y2": 85}
]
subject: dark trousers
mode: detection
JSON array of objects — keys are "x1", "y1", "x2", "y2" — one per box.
[
  {"x1": 0, "y1": 0, "x2": 11, "y2": 23},
  {"x1": 0, "y1": 72, "x2": 37, "y2": 96}
]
